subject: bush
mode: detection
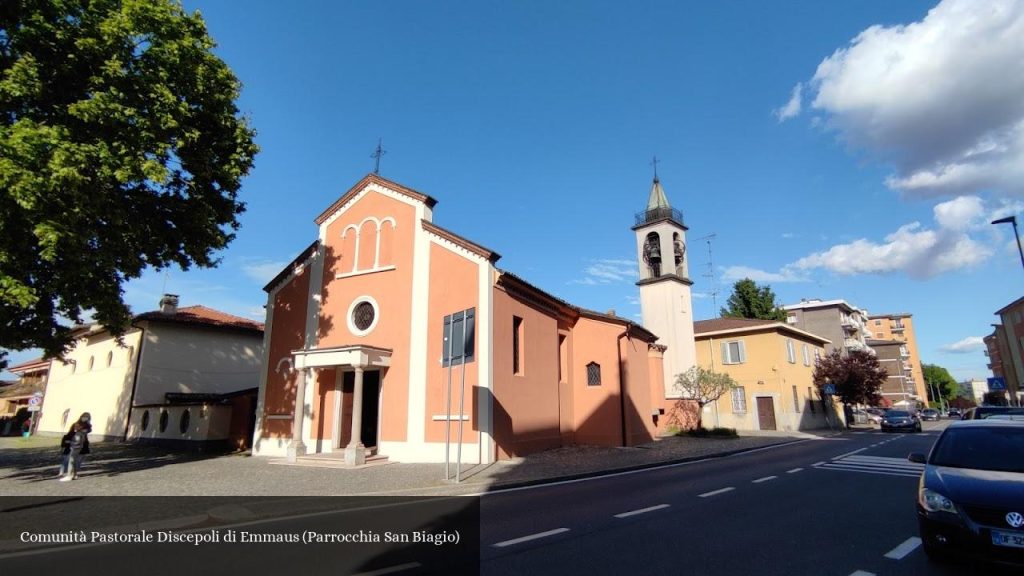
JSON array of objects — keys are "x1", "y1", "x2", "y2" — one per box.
[{"x1": 682, "y1": 427, "x2": 738, "y2": 438}]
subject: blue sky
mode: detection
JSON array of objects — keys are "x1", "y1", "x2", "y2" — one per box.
[{"x1": 5, "y1": 0, "x2": 1023, "y2": 382}]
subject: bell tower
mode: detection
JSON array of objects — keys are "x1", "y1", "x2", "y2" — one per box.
[{"x1": 633, "y1": 174, "x2": 697, "y2": 398}]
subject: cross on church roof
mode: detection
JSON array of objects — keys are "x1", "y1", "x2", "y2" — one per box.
[
  {"x1": 651, "y1": 155, "x2": 660, "y2": 182},
  {"x1": 371, "y1": 138, "x2": 386, "y2": 174}
]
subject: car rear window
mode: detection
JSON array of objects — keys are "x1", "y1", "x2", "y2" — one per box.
[
  {"x1": 978, "y1": 407, "x2": 1024, "y2": 419},
  {"x1": 887, "y1": 411, "x2": 910, "y2": 417},
  {"x1": 930, "y1": 427, "x2": 1024, "y2": 472}
]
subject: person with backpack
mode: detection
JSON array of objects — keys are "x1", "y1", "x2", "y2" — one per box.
[{"x1": 58, "y1": 412, "x2": 92, "y2": 481}]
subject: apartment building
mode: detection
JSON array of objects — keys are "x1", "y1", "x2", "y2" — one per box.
[
  {"x1": 782, "y1": 299, "x2": 871, "y2": 356},
  {"x1": 866, "y1": 313, "x2": 926, "y2": 401}
]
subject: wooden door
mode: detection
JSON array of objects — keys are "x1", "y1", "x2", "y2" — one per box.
[{"x1": 757, "y1": 397, "x2": 777, "y2": 430}]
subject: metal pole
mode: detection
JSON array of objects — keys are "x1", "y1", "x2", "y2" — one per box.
[
  {"x1": 456, "y1": 312, "x2": 468, "y2": 483},
  {"x1": 1012, "y1": 219, "x2": 1024, "y2": 272},
  {"x1": 444, "y1": 317, "x2": 454, "y2": 481}
]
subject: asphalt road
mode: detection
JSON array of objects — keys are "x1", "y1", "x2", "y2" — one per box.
[{"x1": 478, "y1": 419, "x2": 1010, "y2": 576}]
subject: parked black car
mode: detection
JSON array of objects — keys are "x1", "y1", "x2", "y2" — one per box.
[
  {"x1": 960, "y1": 406, "x2": 1024, "y2": 420},
  {"x1": 909, "y1": 420, "x2": 1024, "y2": 566},
  {"x1": 881, "y1": 410, "x2": 921, "y2": 432},
  {"x1": 947, "y1": 408, "x2": 961, "y2": 419}
]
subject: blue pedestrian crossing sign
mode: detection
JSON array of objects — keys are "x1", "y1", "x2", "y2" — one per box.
[
  {"x1": 823, "y1": 383, "x2": 836, "y2": 395},
  {"x1": 987, "y1": 377, "x2": 1007, "y2": 391}
]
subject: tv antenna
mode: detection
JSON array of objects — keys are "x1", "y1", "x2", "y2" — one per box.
[{"x1": 699, "y1": 233, "x2": 718, "y2": 317}]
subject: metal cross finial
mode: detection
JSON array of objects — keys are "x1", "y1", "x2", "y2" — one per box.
[
  {"x1": 651, "y1": 155, "x2": 660, "y2": 181},
  {"x1": 371, "y1": 138, "x2": 387, "y2": 175}
]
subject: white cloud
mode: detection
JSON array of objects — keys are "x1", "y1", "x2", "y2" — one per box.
[
  {"x1": 242, "y1": 261, "x2": 288, "y2": 284},
  {"x1": 574, "y1": 258, "x2": 637, "y2": 285},
  {"x1": 781, "y1": 232, "x2": 797, "y2": 239},
  {"x1": 941, "y1": 336, "x2": 986, "y2": 354},
  {"x1": 933, "y1": 196, "x2": 985, "y2": 231},
  {"x1": 803, "y1": 0, "x2": 1024, "y2": 198},
  {"x1": 774, "y1": 83, "x2": 803, "y2": 122},
  {"x1": 721, "y1": 266, "x2": 807, "y2": 283}
]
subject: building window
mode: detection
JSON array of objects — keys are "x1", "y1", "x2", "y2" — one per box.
[
  {"x1": 721, "y1": 340, "x2": 746, "y2": 365},
  {"x1": 128, "y1": 346, "x2": 135, "y2": 363},
  {"x1": 874, "y1": 320, "x2": 881, "y2": 326},
  {"x1": 814, "y1": 349, "x2": 821, "y2": 361},
  {"x1": 141, "y1": 410, "x2": 150, "y2": 431},
  {"x1": 106, "y1": 351, "x2": 113, "y2": 367},
  {"x1": 61, "y1": 409, "x2": 70, "y2": 428},
  {"x1": 88, "y1": 356, "x2": 94, "y2": 371},
  {"x1": 158, "y1": 410, "x2": 169, "y2": 433},
  {"x1": 792, "y1": 385, "x2": 801, "y2": 412},
  {"x1": 802, "y1": 344, "x2": 811, "y2": 366},
  {"x1": 512, "y1": 316, "x2": 524, "y2": 375},
  {"x1": 442, "y1": 308, "x2": 475, "y2": 367},
  {"x1": 346, "y1": 296, "x2": 380, "y2": 336},
  {"x1": 586, "y1": 362, "x2": 601, "y2": 386},
  {"x1": 786, "y1": 314, "x2": 796, "y2": 324},
  {"x1": 808, "y1": 387, "x2": 816, "y2": 414},
  {"x1": 558, "y1": 334, "x2": 567, "y2": 383},
  {"x1": 179, "y1": 409, "x2": 191, "y2": 435},
  {"x1": 786, "y1": 339, "x2": 796, "y2": 364},
  {"x1": 731, "y1": 387, "x2": 747, "y2": 413}
]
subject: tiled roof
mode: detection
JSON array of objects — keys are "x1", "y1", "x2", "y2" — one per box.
[
  {"x1": 694, "y1": 318, "x2": 778, "y2": 333},
  {"x1": 135, "y1": 305, "x2": 264, "y2": 334},
  {"x1": 5, "y1": 356, "x2": 49, "y2": 374}
]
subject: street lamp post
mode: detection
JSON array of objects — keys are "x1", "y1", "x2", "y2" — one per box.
[{"x1": 991, "y1": 216, "x2": 1024, "y2": 272}]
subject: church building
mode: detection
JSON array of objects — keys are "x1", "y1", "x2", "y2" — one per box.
[{"x1": 252, "y1": 173, "x2": 698, "y2": 465}]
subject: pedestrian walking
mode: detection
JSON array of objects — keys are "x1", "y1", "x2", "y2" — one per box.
[{"x1": 58, "y1": 412, "x2": 92, "y2": 481}]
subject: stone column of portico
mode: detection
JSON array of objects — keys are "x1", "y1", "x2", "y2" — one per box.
[
  {"x1": 345, "y1": 365, "x2": 366, "y2": 465},
  {"x1": 331, "y1": 370, "x2": 343, "y2": 450},
  {"x1": 286, "y1": 368, "x2": 311, "y2": 462}
]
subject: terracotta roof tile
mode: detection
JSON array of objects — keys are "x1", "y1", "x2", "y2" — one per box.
[
  {"x1": 694, "y1": 317, "x2": 779, "y2": 334},
  {"x1": 5, "y1": 357, "x2": 49, "y2": 374},
  {"x1": 135, "y1": 305, "x2": 264, "y2": 334}
]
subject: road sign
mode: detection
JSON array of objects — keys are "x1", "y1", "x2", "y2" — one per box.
[
  {"x1": 988, "y1": 377, "x2": 1007, "y2": 391},
  {"x1": 27, "y1": 405, "x2": 40, "y2": 412},
  {"x1": 28, "y1": 394, "x2": 42, "y2": 407},
  {"x1": 823, "y1": 384, "x2": 836, "y2": 395}
]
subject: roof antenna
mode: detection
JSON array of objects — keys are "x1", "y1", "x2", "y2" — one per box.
[
  {"x1": 700, "y1": 233, "x2": 718, "y2": 317},
  {"x1": 371, "y1": 138, "x2": 386, "y2": 175}
]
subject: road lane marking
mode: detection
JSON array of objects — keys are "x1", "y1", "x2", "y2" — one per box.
[
  {"x1": 816, "y1": 463, "x2": 921, "y2": 478},
  {"x1": 786, "y1": 468, "x2": 803, "y2": 473},
  {"x1": 614, "y1": 504, "x2": 670, "y2": 518},
  {"x1": 832, "y1": 447, "x2": 868, "y2": 460},
  {"x1": 493, "y1": 528, "x2": 570, "y2": 548},
  {"x1": 469, "y1": 439, "x2": 811, "y2": 497},
  {"x1": 884, "y1": 537, "x2": 922, "y2": 559},
  {"x1": 812, "y1": 461, "x2": 825, "y2": 466},
  {"x1": 752, "y1": 476, "x2": 777, "y2": 483},
  {"x1": 352, "y1": 563, "x2": 423, "y2": 576},
  {"x1": 698, "y1": 487, "x2": 735, "y2": 498},
  {"x1": 849, "y1": 571, "x2": 875, "y2": 576}
]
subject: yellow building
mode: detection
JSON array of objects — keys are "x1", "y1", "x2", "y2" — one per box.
[{"x1": 694, "y1": 318, "x2": 839, "y2": 432}]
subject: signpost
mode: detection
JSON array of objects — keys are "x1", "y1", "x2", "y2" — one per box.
[
  {"x1": 823, "y1": 383, "x2": 836, "y2": 395},
  {"x1": 987, "y1": 377, "x2": 1007, "y2": 392}
]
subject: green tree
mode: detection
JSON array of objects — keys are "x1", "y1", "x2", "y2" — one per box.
[
  {"x1": 673, "y1": 366, "x2": 738, "y2": 430},
  {"x1": 720, "y1": 278, "x2": 787, "y2": 321},
  {"x1": 922, "y1": 364, "x2": 958, "y2": 405},
  {"x1": 813, "y1": 349, "x2": 887, "y2": 408},
  {"x1": 0, "y1": 0, "x2": 258, "y2": 367}
]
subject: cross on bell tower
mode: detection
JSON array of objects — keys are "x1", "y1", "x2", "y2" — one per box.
[{"x1": 371, "y1": 138, "x2": 386, "y2": 175}]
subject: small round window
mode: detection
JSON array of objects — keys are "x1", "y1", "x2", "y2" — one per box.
[
  {"x1": 347, "y1": 296, "x2": 380, "y2": 336},
  {"x1": 141, "y1": 410, "x2": 150, "y2": 431},
  {"x1": 179, "y1": 409, "x2": 191, "y2": 435},
  {"x1": 158, "y1": 410, "x2": 169, "y2": 433}
]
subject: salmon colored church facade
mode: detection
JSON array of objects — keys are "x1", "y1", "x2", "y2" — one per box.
[{"x1": 252, "y1": 174, "x2": 694, "y2": 465}]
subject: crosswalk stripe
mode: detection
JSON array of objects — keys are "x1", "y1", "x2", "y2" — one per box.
[{"x1": 815, "y1": 454, "x2": 924, "y2": 478}]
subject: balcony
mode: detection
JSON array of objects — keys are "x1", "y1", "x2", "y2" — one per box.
[
  {"x1": 634, "y1": 207, "x2": 685, "y2": 228},
  {"x1": 891, "y1": 324, "x2": 905, "y2": 332}
]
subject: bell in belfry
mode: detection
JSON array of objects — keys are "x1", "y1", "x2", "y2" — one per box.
[{"x1": 644, "y1": 236, "x2": 662, "y2": 276}]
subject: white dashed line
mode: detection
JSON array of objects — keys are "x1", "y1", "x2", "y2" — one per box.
[
  {"x1": 614, "y1": 504, "x2": 670, "y2": 518},
  {"x1": 698, "y1": 487, "x2": 735, "y2": 498},
  {"x1": 493, "y1": 528, "x2": 570, "y2": 548},
  {"x1": 752, "y1": 476, "x2": 777, "y2": 483},
  {"x1": 786, "y1": 468, "x2": 803, "y2": 474},
  {"x1": 884, "y1": 537, "x2": 921, "y2": 559},
  {"x1": 812, "y1": 461, "x2": 825, "y2": 467},
  {"x1": 833, "y1": 447, "x2": 868, "y2": 460},
  {"x1": 352, "y1": 562, "x2": 423, "y2": 576},
  {"x1": 849, "y1": 571, "x2": 876, "y2": 576}
]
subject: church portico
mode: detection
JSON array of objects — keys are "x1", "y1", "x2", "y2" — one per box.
[{"x1": 288, "y1": 345, "x2": 391, "y2": 464}]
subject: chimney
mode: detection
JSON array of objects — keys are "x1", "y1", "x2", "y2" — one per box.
[
  {"x1": 159, "y1": 294, "x2": 179, "y2": 314},
  {"x1": 606, "y1": 309, "x2": 616, "y2": 317}
]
